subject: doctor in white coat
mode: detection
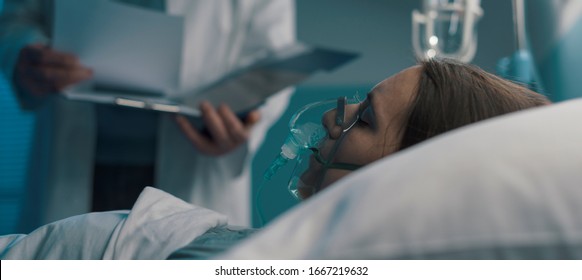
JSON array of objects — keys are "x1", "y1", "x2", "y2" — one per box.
[{"x1": 0, "y1": 0, "x2": 295, "y2": 231}]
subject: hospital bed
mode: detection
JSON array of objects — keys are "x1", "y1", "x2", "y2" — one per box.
[
  {"x1": 196, "y1": 98, "x2": 582, "y2": 259},
  {"x1": 2, "y1": 98, "x2": 582, "y2": 259}
]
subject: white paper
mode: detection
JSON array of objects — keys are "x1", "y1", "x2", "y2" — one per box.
[
  {"x1": 62, "y1": 43, "x2": 358, "y2": 117},
  {"x1": 53, "y1": 0, "x2": 184, "y2": 94}
]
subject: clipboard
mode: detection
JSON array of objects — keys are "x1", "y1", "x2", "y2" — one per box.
[{"x1": 63, "y1": 43, "x2": 359, "y2": 117}]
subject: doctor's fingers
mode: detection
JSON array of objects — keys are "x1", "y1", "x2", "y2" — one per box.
[
  {"x1": 200, "y1": 101, "x2": 238, "y2": 149},
  {"x1": 175, "y1": 115, "x2": 230, "y2": 156},
  {"x1": 13, "y1": 62, "x2": 83, "y2": 96},
  {"x1": 20, "y1": 44, "x2": 82, "y2": 68},
  {"x1": 175, "y1": 115, "x2": 215, "y2": 154},
  {"x1": 14, "y1": 73, "x2": 52, "y2": 97},
  {"x1": 244, "y1": 110, "x2": 261, "y2": 128},
  {"x1": 28, "y1": 64, "x2": 93, "y2": 92},
  {"x1": 217, "y1": 104, "x2": 260, "y2": 144}
]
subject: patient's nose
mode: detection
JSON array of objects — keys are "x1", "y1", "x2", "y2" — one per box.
[
  {"x1": 344, "y1": 103, "x2": 361, "y2": 125},
  {"x1": 322, "y1": 109, "x2": 342, "y2": 139}
]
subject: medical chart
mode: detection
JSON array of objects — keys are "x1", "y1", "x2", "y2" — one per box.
[
  {"x1": 53, "y1": 0, "x2": 358, "y2": 116},
  {"x1": 53, "y1": 0, "x2": 183, "y2": 94}
]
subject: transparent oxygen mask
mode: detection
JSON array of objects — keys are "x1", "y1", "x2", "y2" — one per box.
[
  {"x1": 263, "y1": 96, "x2": 362, "y2": 180},
  {"x1": 256, "y1": 95, "x2": 363, "y2": 225},
  {"x1": 412, "y1": 0, "x2": 483, "y2": 63},
  {"x1": 262, "y1": 95, "x2": 361, "y2": 195},
  {"x1": 263, "y1": 101, "x2": 332, "y2": 180}
]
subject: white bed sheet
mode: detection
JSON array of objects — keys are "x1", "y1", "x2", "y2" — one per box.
[
  {"x1": 219, "y1": 99, "x2": 582, "y2": 259},
  {"x1": 0, "y1": 187, "x2": 227, "y2": 259}
]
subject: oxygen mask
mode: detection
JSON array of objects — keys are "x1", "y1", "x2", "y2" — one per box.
[{"x1": 263, "y1": 95, "x2": 364, "y2": 200}]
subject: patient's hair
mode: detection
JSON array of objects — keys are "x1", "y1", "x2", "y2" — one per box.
[{"x1": 398, "y1": 58, "x2": 550, "y2": 151}]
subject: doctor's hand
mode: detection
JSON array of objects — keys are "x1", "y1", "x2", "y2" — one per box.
[
  {"x1": 13, "y1": 44, "x2": 93, "y2": 97},
  {"x1": 175, "y1": 101, "x2": 261, "y2": 156}
]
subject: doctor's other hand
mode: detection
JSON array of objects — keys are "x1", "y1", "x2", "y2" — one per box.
[
  {"x1": 175, "y1": 101, "x2": 261, "y2": 156},
  {"x1": 13, "y1": 44, "x2": 93, "y2": 97}
]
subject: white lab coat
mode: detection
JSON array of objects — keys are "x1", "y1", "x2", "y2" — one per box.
[{"x1": 0, "y1": 0, "x2": 295, "y2": 230}]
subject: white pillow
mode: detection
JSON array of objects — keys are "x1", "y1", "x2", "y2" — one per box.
[{"x1": 220, "y1": 99, "x2": 582, "y2": 259}]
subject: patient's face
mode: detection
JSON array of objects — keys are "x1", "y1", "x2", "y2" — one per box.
[{"x1": 300, "y1": 66, "x2": 421, "y2": 198}]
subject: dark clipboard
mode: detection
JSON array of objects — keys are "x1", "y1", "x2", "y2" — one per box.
[{"x1": 63, "y1": 43, "x2": 359, "y2": 117}]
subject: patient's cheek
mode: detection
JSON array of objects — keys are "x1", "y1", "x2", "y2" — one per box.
[
  {"x1": 299, "y1": 170, "x2": 351, "y2": 200},
  {"x1": 298, "y1": 187, "x2": 314, "y2": 200},
  {"x1": 321, "y1": 170, "x2": 352, "y2": 191},
  {"x1": 301, "y1": 162, "x2": 320, "y2": 180}
]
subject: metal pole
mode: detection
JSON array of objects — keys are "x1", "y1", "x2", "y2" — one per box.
[{"x1": 512, "y1": 0, "x2": 527, "y2": 51}]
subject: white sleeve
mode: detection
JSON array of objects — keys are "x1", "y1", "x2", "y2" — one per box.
[
  {"x1": 217, "y1": 0, "x2": 296, "y2": 169},
  {"x1": 237, "y1": 0, "x2": 296, "y2": 66},
  {"x1": 242, "y1": 0, "x2": 296, "y2": 164}
]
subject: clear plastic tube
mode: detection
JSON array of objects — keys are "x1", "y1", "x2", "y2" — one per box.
[{"x1": 263, "y1": 122, "x2": 325, "y2": 180}]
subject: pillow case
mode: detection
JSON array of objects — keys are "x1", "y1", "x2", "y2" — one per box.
[{"x1": 220, "y1": 99, "x2": 582, "y2": 259}]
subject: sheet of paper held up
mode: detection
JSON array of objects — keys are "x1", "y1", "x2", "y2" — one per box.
[
  {"x1": 53, "y1": 0, "x2": 184, "y2": 94},
  {"x1": 63, "y1": 43, "x2": 360, "y2": 117},
  {"x1": 54, "y1": 0, "x2": 359, "y2": 117}
]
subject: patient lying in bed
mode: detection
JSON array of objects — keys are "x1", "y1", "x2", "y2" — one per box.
[{"x1": 0, "y1": 58, "x2": 550, "y2": 259}]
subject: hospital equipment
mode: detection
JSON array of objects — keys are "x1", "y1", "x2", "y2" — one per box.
[
  {"x1": 525, "y1": 1, "x2": 582, "y2": 101},
  {"x1": 496, "y1": 0, "x2": 539, "y2": 89},
  {"x1": 412, "y1": 0, "x2": 483, "y2": 62},
  {"x1": 263, "y1": 96, "x2": 363, "y2": 199}
]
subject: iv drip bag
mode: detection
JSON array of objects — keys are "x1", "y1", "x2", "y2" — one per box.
[{"x1": 412, "y1": 0, "x2": 483, "y2": 63}]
